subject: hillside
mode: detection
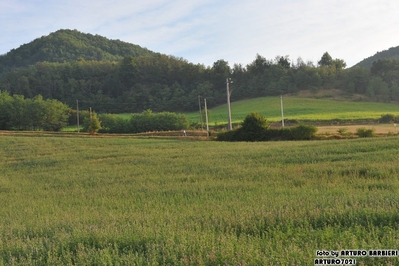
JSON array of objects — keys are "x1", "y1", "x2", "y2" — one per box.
[
  {"x1": 354, "y1": 46, "x2": 399, "y2": 68},
  {"x1": 0, "y1": 29, "x2": 157, "y2": 71},
  {"x1": 1, "y1": 29, "x2": 399, "y2": 114}
]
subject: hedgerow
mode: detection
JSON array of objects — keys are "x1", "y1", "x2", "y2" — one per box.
[{"x1": 217, "y1": 112, "x2": 317, "y2": 141}]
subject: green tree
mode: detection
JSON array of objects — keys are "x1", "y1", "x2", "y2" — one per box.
[
  {"x1": 0, "y1": 91, "x2": 13, "y2": 129},
  {"x1": 238, "y1": 112, "x2": 269, "y2": 141},
  {"x1": 332, "y1": 59, "x2": 347, "y2": 70},
  {"x1": 42, "y1": 99, "x2": 70, "y2": 131},
  {"x1": 318, "y1": 52, "x2": 333, "y2": 67},
  {"x1": 276, "y1": 55, "x2": 291, "y2": 69},
  {"x1": 83, "y1": 112, "x2": 101, "y2": 135},
  {"x1": 242, "y1": 112, "x2": 269, "y2": 131}
]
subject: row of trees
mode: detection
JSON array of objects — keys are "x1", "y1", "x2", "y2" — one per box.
[
  {"x1": 72, "y1": 109, "x2": 189, "y2": 134},
  {"x1": 0, "y1": 90, "x2": 190, "y2": 133},
  {"x1": 0, "y1": 91, "x2": 70, "y2": 131},
  {"x1": 1, "y1": 52, "x2": 399, "y2": 114},
  {"x1": 97, "y1": 110, "x2": 189, "y2": 133}
]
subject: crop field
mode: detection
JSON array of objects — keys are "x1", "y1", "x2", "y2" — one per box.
[
  {"x1": 185, "y1": 97, "x2": 399, "y2": 125},
  {"x1": 1, "y1": 135, "x2": 399, "y2": 265}
]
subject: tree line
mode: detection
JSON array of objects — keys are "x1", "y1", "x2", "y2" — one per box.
[
  {"x1": 0, "y1": 91, "x2": 70, "y2": 131},
  {"x1": 0, "y1": 90, "x2": 190, "y2": 133},
  {"x1": 1, "y1": 52, "x2": 399, "y2": 114},
  {"x1": 96, "y1": 110, "x2": 190, "y2": 134}
]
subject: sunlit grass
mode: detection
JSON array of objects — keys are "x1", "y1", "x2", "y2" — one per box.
[
  {"x1": 1, "y1": 136, "x2": 399, "y2": 264},
  {"x1": 186, "y1": 97, "x2": 399, "y2": 124}
]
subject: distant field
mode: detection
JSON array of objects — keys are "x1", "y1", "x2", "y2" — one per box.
[
  {"x1": 185, "y1": 97, "x2": 399, "y2": 125},
  {"x1": 63, "y1": 97, "x2": 399, "y2": 132},
  {"x1": 1, "y1": 135, "x2": 399, "y2": 264}
]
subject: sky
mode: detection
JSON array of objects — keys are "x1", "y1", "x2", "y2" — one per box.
[{"x1": 1, "y1": 0, "x2": 399, "y2": 68}]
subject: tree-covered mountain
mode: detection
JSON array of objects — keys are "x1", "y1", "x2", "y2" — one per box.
[
  {"x1": 0, "y1": 29, "x2": 157, "y2": 72},
  {"x1": 1, "y1": 30, "x2": 399, "y2": 114},
  {"x1": 354, "y1": 46, "x2": 399, "y2": 68}
]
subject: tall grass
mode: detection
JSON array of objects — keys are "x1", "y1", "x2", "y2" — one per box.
[{"x1": 1, "y1": 136, "x2": 399, "y2": 264}]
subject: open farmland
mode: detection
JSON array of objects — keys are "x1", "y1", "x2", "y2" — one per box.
[
  {"x1": 1, "y1": 136, "x2": 399, "y2": 265},
  {"x1": 185, "y1": 97, "x2": 399, "y2": 125}
]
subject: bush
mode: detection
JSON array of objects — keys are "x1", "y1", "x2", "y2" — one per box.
[
  {"x1": 356, "y1": 127, "x2": 375, "y2": 138},
  {"x1": 98, "y1": 114, "x2": 129, "y2": 133},
  {"x1": 337, "y1": 128, "x2": 352, "y2": 137},
  {"x1": 283, "y1": 125, "x2": 318, "y2": 140},
  {"x1": 216, "y1": 112, "x2": 318, "y2": 142},
  {"x1": 379, "y1": 114, "x2": 395, "y2": 124},
  {"x1": 216, "y1": 130, "x2": 238, "y2": 141},
  {"x1": 241, "y1": 112, "x2": 269, "y2": 131},
  {"x1": 83, "y1": 112, "x2": 101, "y2": 135},
  {"x1": 238, "y1": 112, "x2": 269, "y2": 141},
  {"x1": 128, "y1": 111, "x2": 189, "y2": 133}
]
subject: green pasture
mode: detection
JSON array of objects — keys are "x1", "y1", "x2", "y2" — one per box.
[
  {"x1": 1, "y1": 135, "x2": 399, "y2": 265},
  {"x1": 71, "y1": 97, "x2": 399, "y2": 132},
  {"x1": 185, "y1": 97, "x2": 399, "y2": 125}
]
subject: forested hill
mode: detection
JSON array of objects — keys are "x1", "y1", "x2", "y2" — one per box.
[
  {"x1": 354, "y1": 46, "x2": 399, "y2": 68},
  {"x1": 0, "y1": 29, "x2": 157, "y2": 71},
  {"x1": 1, "y1": 29, "x2": 399, "y2": 114}
]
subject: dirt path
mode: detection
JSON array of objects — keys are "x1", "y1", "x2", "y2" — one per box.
[{"x1": 317, "y1": 124, "x2": 399, "y2": 134}]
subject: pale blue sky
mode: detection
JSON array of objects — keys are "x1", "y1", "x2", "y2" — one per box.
[{"x1": 1, "y1": 0, "x2": 399, "y2": 67}]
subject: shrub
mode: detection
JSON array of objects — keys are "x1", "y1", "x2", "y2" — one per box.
[
  {"x1": 216, "y1": 130, "x2": 238, "y2": 141},
  {"x1": 286, "y1": 124, "x2": 318, "y2": 140},
  {"x1": 241, "y1": 112, "x2": 269, "y2": 131},
  {"x1": 83, "y1": 112, "x2": 102, "y2": 135},
  {"x1": 128, "y1": 111, "x2": 189, "y2": 133},
  {"x1": 379, "y1": 114, "x2": 395, "y2": 124},
  {"x1": 356, "y1": 127, "x2": 375, "y2": 138},
  {"x1": 98, "y1": 114, "x2": 130, "y2": 133},
  {"x1": 216, "y1": 112, "x2": 317, "y2": 142},
  {"x1": 238, "y1": 112, "x2": 269, "y2": 141},
  {"x1": 337, "y1": 128, "x2": 351, "y2": 137}
]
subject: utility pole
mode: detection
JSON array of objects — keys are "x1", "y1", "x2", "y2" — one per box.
[
  {"x1": 226, "y1": 78, "x2": 233, "y2": 131},
  {"x1": 204, "y1": 98, "x2": 209, "y2": 137},
  {"x1": 198, "y1": 95, "x2": 203, "y2": 130},
  {"x1": 280, "y1": 95, "x2": 285, "y2": 128},
  {"x1": 76, "y1": 100, "x2": 80, "y2": 133}
]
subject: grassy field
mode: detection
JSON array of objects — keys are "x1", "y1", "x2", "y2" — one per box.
[
  {"x1": 185, "y1": 97, "x2": 399, "y2": 125},
  {"x1": 1, "y1": 135, "x2": 399, "y2": 265},
  {"x1": 71, "y1": 97, "x2": 399, "y2": 132}
]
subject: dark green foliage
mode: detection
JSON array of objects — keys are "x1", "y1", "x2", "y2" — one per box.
[
  {"x1": 97, "y1": 110, "x2": 189, "y2": 134},
  {"x1": 286, "y1": 124, "x2": 318, "y2": 140},
  {"x1": 217, "y1": 124, "x2": 318, "y2": 142},
  {"x1": 0, "y1": 29, "x2": 156, "y2": 70},
  {"x1": 98, "y1": 114, "x2": 128, "y2": 133},
  {"x1": 0, "y1": 91, "x2": 70, "y2": 131},
  {"x1": 379, "y1": 114, "x2": 396, "y2": 123},
  {"x1": 318, "y1": 52, "x2": 333, "y2": 67},
  {"x1": 356, "y1": 127, "x2": 376, "y2": 138},
  {"x1": 241, "y1": 112, "x2": 269, "y2": 131},
  {"x1": 217, "y1": 112, "x2": 317, "y2": 141},
  {"x1": 215, "y1": 130, "x2": 237, "y2": 141},
  {"x1": 235, "y1": 112, "x2": 269, "y2": 141},
  {"x1": 128, "y1": 111, "x2": 189, "y2": 133},
  {"x1": 355, "y1": 46, "x2": 399, "y2": 68},
  {"x1": 2, "y1": 30, "x2": 399, "y2": 113},
  {"x1": 82, "y1": 111, "x2": 101, "y2": 135}
]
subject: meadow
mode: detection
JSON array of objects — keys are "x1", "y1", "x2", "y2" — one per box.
[
  {"x1": 185, "y1": 97, "x2": 399, "y2": 125},
  {"x1": 1, "y1": 135, "x2": 399, "y2": 265}
]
